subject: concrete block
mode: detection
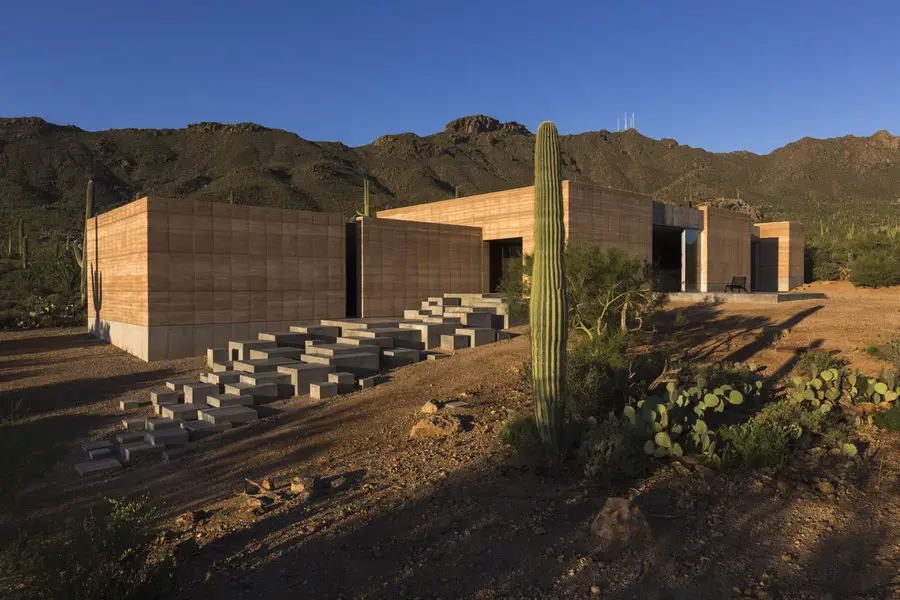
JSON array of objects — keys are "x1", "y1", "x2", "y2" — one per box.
[
  {"x1": 248, "y1": 346, "x2": 304, "y2": 360},
  {"x1": 306, "y1": 343, "x2": 379, "y2": 357},
  {"x1": 119, "y1": 398, "x2": 149, "y2": 411},
  {"x1": 75, "y1": 458, "x2": 122, "y2": 476},
  {"x1": 82, "y1": 440, "x2": 115, "y2": 452},
  {"x1": 120, "y1": 418, "x2": 145, "y2": 431},
  {"x1": 399, "y1": 322, "x2": 457, "y2": 349},
  {"x1": 184, "y1": 382, "x2": 221, "y2": 403},
  {"x1": 210, "y1": 360, "x2": 234, "y2": 372},
  {"x1": 223, "y1": 381, "x2": 280, "y2": 401},
  {"x1": 310, "y1": 381, "x2": 339, "y2": 399},
  {"x1": 207, "y1": 393, "x2": 255, "y2": 408},
  {"x1": 181, "y1": 419, "x2": 232, "y2": 440},
  {"x1": 277, "y1": 363, "x2": 335, "y2": 395},
  {"x1": 381, "y1": 348, "x2": 420, "y2": 369},
  {"x1": 337, "y1": 335, "x2": 394, "y2": 349},
  {"x1": 204, "y1": 370, "x2": 244, "y2": 385},
  {"x1": 144, "y1": 428, "x2": 190, "y2": 447},
  {"x1": 358, "y1": 375, "x2": 378, "y2": 389},
  {"x1": 151, "y1": 389, "x2": 184, "y2": 405},
  {"x1": 441, "y1": 334, "x2": 470, "y2": 351},
  {"x1": 445, "y1": 311, "x2": 494, "y2": 329},
  {"x1": 88, "y1": 447, "x2": 114, "y2": 460},
  {"x1": 198, "y1": 406, "x2": 258, "y2": 425},
  {"x1": 239, "y1": 372, "x2": 294, "y2": 397},
  {"x1": 301, "y1": 352, "x2": 380, "y2": 377},
  {"x1": 166, "y1": 378, "x2": 199, "y2": 391},
  {"x1": 258, "y1": 331, "x2": 311, "y2": 346},
  {"x1": 123, "y1": 442, "x2": 166, "y2": 462},
  {"x1": 163, "y1": 447, "x2": 191, "y2": 462},
  {"x1": 145, "y1": 417, "x2": 184, "y2": 431},
  {"x1": 289, "y1": 324, "x2": 340, "y2": 340},
  {"x1": 161, "y1": 403, "x2": 201, "y2": 421},
  {"x1": 115, "y1": 431, "x2": 146, "y2": 444},
  {"x1": 423, "y1": 316, "x2": 462, "y2": 325},
  {"x1": 429, "y1": 296, "x2": 461, "y2": 306},
  {"x1": 328, "y1": 371, "x2": 355, "y2": 393},
  {"x1": 403, "y1": 309, "x2": 429, "y2": 320},
  {"x1": 456, "y1": 327, "x2": 495, "y2": 347},
  {"x1": 425, "y1": 352, "x2": 450, "y2": 361},
  {"x1": 233, "y1": 357, "x2": 301, "y2": 373},
  {"x1": 228, "y1": 339, "x2": 276, "y2": 361},
  {"x1": 319, "y1": 319, "x2": 399, "y2": 331},
  {"x1": 207, "y1": 347, "x2": 227, "y2": 367}
]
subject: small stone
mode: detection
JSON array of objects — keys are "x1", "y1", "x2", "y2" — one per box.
[
  {"x1": 817, "y1": 480, "x2": 835, "y2": 495},
  {"x1": 291, "y1": 474, "x2": 326, "y2": 500},
  {"x1": 533, "y1": 526, "x2": 547, "y2": 535},
  {"x1": 246, "y1": 495, "x2": 275, "y2": 509},
  {"x1": 420, "y1": 401, "x2": 441, "y2": 414},
  {"x1": 262, "y1": 475, "x2": 290, "y2": 490},
  {"x1": 590, "y1": 497, "x2": 651, "y2": 558},
  {"x1": 781, "y1": 553, "x2": 792, "y2": 562},
  {"x1": 409, "y1": 414, "x2": 464, "y2": 439},
  {"x1": 590, "y1": 585, "x2": 601, "y2": 596},
  {"x1": 445, "y1": 400, "x2": 471, "y2": 409}
]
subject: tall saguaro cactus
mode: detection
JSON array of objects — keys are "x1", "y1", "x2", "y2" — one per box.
[
  {"x1": 530, "y1": 121, "x2": 567, "y2": 449},
  {"x1": 76, "y1": 178, "x2": 94, "y2": 305},
  {"x1": 363, "y1": 177, "x2": 370, "y2": 217},
  {"x1": 17, "y1": 220, "x2": 27, "y2": 269}
]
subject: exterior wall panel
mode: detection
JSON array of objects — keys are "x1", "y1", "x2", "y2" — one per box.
[
  {"x1": 700, "y1": 206, "x2": 752, "y2": 292},
  {"x1": 566, "y1": 181, "x2": 653, "y2": 261},
  {"x1": 755, "y1": 222, "x2": 805, "y2": 291}
]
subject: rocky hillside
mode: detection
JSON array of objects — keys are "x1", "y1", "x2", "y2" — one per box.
[{"x1": 2, "y1": 114, "x2": 899, "y2": 239}]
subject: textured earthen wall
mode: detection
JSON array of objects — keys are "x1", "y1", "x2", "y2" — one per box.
[
  {"x1": 359, "y1": 217, "x2": 483, "y2": 317},
  {"x1": 86, "y1": 198, "x2": 150, "y2": 359},
  {"x1": 755, "y1": 222, "x2": 805, "y2": 291},
  {"x1": 89, "y1": 196, "x2": 346, "y2": 360},
  {"x1": 700, "y1": 206, "x2": 752, "y2": 292},
  {"x1": 566, "y1": 181, "x2": 653, "y2": 261}
]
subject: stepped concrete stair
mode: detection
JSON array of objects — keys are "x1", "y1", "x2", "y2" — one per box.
[
  {"x1": 145, "y1": 428, "x2": 189, "y2": 447},
  {"x1": 122, "y1": 443, "x2": 165, "y2": 462},
  {"x1": 207, "y1": 347, "x2": 227, "y2": 366},
  {"x1": 257, "y1": 331, "x2": 313, "y2": 346},
  {"x1": 161, "y1": 404, "x2": 201, "y2": 421},
  {"x1": 423, "y1": 315, "x2": 461, "y2": 325},
  {"x1": 443, "y1": 310, "x2": 493, "y2": 328},
  {"x1": 183, "y1": 382, "x2": 221, "y2": 404},
  {"x1": 310, "y1": 381, "x2": 338, "y2": 399},
  {"x1": 301, "y1": 352, "x2": 380, "y2": 377},
  {"x1": 337, "y1": 335, "x2": 395, "y2": 349},
  {"x1": 204, "y1": 370, "x2": 244, "y2": 386},
  {"x1": 210, "y1": 360, "x2": 234, "y2": 372},
  {"x1": 182, "y1": 420, "x2": 232, "y2": 441},
  {"x1": 319, "y1": 318, "x2": 400, "y2": 332},
  {"x1": 399, "y1": 322, "x2": 458, "y2": 349},
  {"x1": 404, "y1": 309, "x2": 430, "y2": 320},
  {"x1": 306, "y1": 342, "x2": 380, "y2": 357},
  {"x1": 207, "y1": 393, "x2": 254, "y2": 408},
  {"x1": 223, "y1": 381, "x2": 280, "y2": 401},
  {"x1": 228, "y1": 339, "x2": 276, "y2": 361},
  {"x1": 381, "y1": 348, "x2": 420, "y2": 369},
  {"x1": 289, "y1": 324, "x2": 340, "y2": 341},
  {"x1": 456, "y1": 327, "x2": 496, "y2": 347},
  {"x1": 233, "y1": 357, "x2": 302, "y2": 373},
  {"x1": 248, "y1": 346, "x2": 305, "y2": 360},
  {"x1": 277, "y1": 363, "x2": 335, "y2": 395},
  {"x1": 151, "y1": 389, "x2": 183, "y2": 406},
  {"x1": 328, "y1": 372, "x2": 356, "y2": 393},
  {"x1": 198, "y1": 406, "x2": 258, "y2": 426},
  {"x1": 166, "y1": 378, "x2": 199, "y2": 391},
  {"x1": 348, "y1": 327, "x2": 423, "y2": 349},
  {"x1": 441, "y1": 334, "x2": 470, "y2": 351},
  {"x1": 239, "y1": 371, "x2": 295, "y2": 397}
]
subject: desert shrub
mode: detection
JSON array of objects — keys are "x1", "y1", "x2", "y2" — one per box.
[
  {"x1": 578, "y1": 413, "x2": 644, "y2": 480},
  {"x1": 794, "y1": 349, "x2": 847, "y2": 378},
  {"x1": 719, "y1": 399, "x2": 826, "y2": 468},
  {"x1": 874, "y1": 407, "x2": 900, "y2": 431},
  {"x1": 565, "y1": 330, "x2": 628, "y2": 419},
  {"x1": 865, "y1": 335, "x2": 900, "y2": 373},
  {"x1": 499, "y1": 243, "x2": 668, "y2": 335},
  {"x1": 850, "y1": 239, "x2": 900, "y2": 288},
  {"x1": 676, "y1": 361, "x2": 763, "y2": 391},
  {"x1": 498, "y1": 414, "x2": 543, "y2": 455},
  {"x1": 673, "y1": 310, "x2": 688, "y2": 327},
  {"x1": 2, "y1": 497, "x2": 168, "y2": 600}
]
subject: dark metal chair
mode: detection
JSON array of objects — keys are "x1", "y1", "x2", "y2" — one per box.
[{"x1": 725, "y1": 276, "x2": 749, "y2": 293}]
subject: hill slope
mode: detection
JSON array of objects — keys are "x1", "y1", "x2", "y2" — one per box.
[{"x1": 1, "y1": 114, "x2": 899, "y2": 240}]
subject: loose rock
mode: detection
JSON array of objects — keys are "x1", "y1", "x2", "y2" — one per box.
[
  {"x1": 420, "y1": 401, "x2": 441, "y2": 414},
  {"x1": 590, "y1": 497, "x2": 651, "y2": 558},
  {"x1": 409, "y1": 414, "x2": 464, "y2": 439}
]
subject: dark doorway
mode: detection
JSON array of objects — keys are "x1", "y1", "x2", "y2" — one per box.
[
  {"x1": 652, "y1": 226, "x2": 683, "y2": 292},
  {"x1": 345, "y1": 221, "x2": 361, "y2": 317},
  {"x1": 489, "y1": 238, "x2": 523, "y2": 292}
]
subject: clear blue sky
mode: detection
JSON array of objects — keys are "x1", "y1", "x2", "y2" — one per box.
[{"x1": 0, "y1": 0, "x2": 896, "y2": 153}]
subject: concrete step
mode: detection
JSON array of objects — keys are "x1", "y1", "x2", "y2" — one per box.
[
  {"x1": 258, "y1": 331, "x2": 312, "y2": 346},
  {"x1": 428, "y1": 296, "x2": 461, "y2": 306},
  {"x1": 223, "y1": 381, "x2": 280, "y2": 401},
  {"x1": 337, "y1": 335, "x2": 394, "y2": 349},
  {"x1": 444, "y1": 311, "x2": 494, "y2": 329},
  {"x1": 204, "y1": 370, "x2": 244, "y2": 386},
  {"x1": 301, "y1": 352, "x2": 380, "y2": 377},
  {"x1": 207, "y1": 393, "x2": 254, "y2": 408},
  {"x1": 310, "y1": 381, "x2": 339, "y2": 400},
  {"x1": 277, "y1": 363, "x2": 336, "y2": 395},
  {"x1": 328, "y1": 372, "x2": 356, "y2": 393},
  {"x1": 207, "y1": 347, "x2": 227, "y2": 367},
  {"x1": 151, "y1": 389, "x2": 183, "y2": 406},
  {"x1": 146, "y1": 417, "x2": 183, "y2": 431},
  {"x1": 233, "y1": 357, "x2": 302, "y2": 373},
  {"x1": 455, "y1": 327, "x2": 496, "y2": 347},
  {"x1": 239, "y1": 371, "x2": 294, "y2": 397},
  {"x1": 75, "y1": 457, "x2": 123, "y2": 476},
  {"x1": 198, "y1": 406, "x2": 258, "y2": 426},
  {"x1": 381, "y1": 348, "x2": 420, "y2": 369},
  {"x1": 403, "y1": 309, "x2": 430, "y2": 320},
  {"x1": 289, "y1": 324, "x2": 341, "y2": 340},
  {"x1": 306, "y1": 342, "x2": 380, "y2": 357},
  {"x1": 399, "y1": 322, "x2": 458, "y2": 349},
  {"x1": 319, "y1": 318, "x2": 400, "y2": 332},
  {"x1": 421, "y1": 305, "x2": 445, "y2": 315},
  {"x1": 183, "y1": 382, "x2": 221, "y2": 404},
  {"x1": 210, "y1": 360, "x2": 234, "y2": 372},
  {"x1": 166, "y1": 378, "x2": 200, "y2": 391},
  {"x1": 181, "y1": 420, "x2": 232, "y2": 441},
  {"x1": 441, "y1": 334, "x2": 470, "y2": 351},
  {"x1": 423, "y1": 315, "x2": 462, "y2": 325},
  {"x1": 160, "y1": 404, "x2": 202, "y2": 421},
  {"x1": 248, "y1": 346, "x2": 304, "y2": 360},
  {"x1": 122, "y1": 443, "x2": 165, "y2": 462},
  {"x1": 144, "y1": 428, "x2": 189, "y2": 447},
  {"x1": 228, "y1": 339, "x2": 276, "y2": 361}
]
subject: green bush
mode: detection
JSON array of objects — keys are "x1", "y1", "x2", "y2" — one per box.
[
  {"x1": 865, "y1": 335, "x2": 900, "y2": 373},
  {"x1": 565, "y1": 330, "x2": 628, "y2": 419},
  {"x1": 874, "y1": 407, "x2": 900, "y2": 431},
  {"x1": 794, "y1": 349, "x2": 847, "y2": 378},
  {"x1": 851, "y1": 244, "x2": 900, "y2": 288},
  {"x1": 578, "y1": 413, "x2": 644, "y2": 479},
  {"x1": 2, "y1": 497, "x2": 168, "y2": 599},
  {"x1": 719, "y1": 399, "x2": 826, "y2": 468},
  {"x1": 498, "y1": 414, "x2": 543, "y2": 455}
]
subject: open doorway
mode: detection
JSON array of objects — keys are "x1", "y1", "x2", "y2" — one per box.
[
  {"x1": 652, "y1": 226, "x2": 683, "y2": 292},
  {"x1": 488, "y1": 238, "x2": 523, "y2": 292}
]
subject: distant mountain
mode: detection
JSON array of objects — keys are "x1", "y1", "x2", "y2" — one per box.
[{"x1": 1, "y1": 114, "x2": 899, "y2": 240}]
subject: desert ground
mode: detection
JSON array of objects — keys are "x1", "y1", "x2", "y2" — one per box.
[{"x1": 0, "y1": 281, "x2": 897, "y2": 599}]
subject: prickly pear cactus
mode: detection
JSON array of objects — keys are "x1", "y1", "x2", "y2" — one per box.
[{"x1": 530, "y1": 121, "x2": 567, "y2": 448}]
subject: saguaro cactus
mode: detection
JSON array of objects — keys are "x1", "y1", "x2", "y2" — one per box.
[
  {"x1": 17, "y1": 220, "x2": 27, "y2": 269},
  {"x1": 530, "y1": 121, "x2": 567, "y2": 449},
  {"x1": 363, "y1": 177, "x2": 370, "y2": 217},
  {"x1": 75, "y1": 178, "x2": 94, "y2": 305}
]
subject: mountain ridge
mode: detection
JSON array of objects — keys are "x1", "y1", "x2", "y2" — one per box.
[{"x1": 1, "y1": 115, "x2": 898, "y2": 241}]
